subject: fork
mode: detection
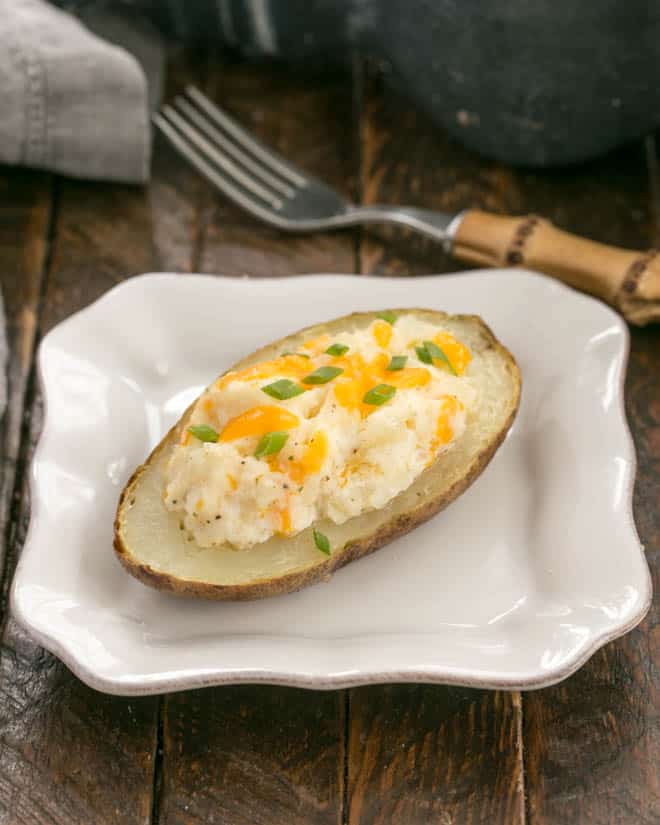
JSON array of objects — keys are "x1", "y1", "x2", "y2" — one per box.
[{"x1": 153, "y1": 86, "x2": 659, "y2": 325}]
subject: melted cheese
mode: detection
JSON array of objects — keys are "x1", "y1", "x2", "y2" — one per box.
[
  {"x1": 164, "y1": 316, "x2": 476, "y2": 549},
  {"x1": 372, "y1": 319, "x2": 393, "y2": 348},
  {"x1": 219, "y1": 405, "x2": 300, "y2": 441}
]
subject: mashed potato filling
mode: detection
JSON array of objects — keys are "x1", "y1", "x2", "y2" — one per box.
[{"x1": 164, "y1": 316, "x2": 477, "y2": 550}]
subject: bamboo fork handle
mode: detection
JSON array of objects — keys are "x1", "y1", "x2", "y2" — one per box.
[{"x1": 453, "y1": 209, "x2": 660, "y2": 325}]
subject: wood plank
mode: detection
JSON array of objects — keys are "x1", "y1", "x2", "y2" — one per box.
[
  {"x1": 198, "y1": 58, "x2": 357, "y2": 276},
  {"x1": 158, "y1": 58, "x2": 356, "y2": 825},
  {"x1": 349, "y1": 687, "x2": 523, "y2": 824},
  {"x1": 0, "y1": 52, "x2": 206, "y2": 825},
  {"x1": 161, "y1": 687, "x2": 344, "y2": 825},
  {"x1": 349, "y1": 68, "x2": 525, "y2": 825},
  {"x1": 521, "y1": 142, "x2": 659, "y2": 824},
  {"x1": 0, "y1": 169, "x2": 51, "y2": 583}
]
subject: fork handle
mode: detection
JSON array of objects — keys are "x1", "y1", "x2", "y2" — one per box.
[
  {"x1": 453, "y1": 209, "x2": 660, "y2": 325},
  {"x1": 346, "y1": 205, "x2": 463, "y2": 246}
]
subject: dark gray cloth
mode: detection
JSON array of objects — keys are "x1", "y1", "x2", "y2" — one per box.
[
  {"x1": 5, "y1": 0, "x2": 660, "y2": 180},
  {"x1": 0, "y1": 0, "x2": 152, "y2": 183},
  {"x1": 57, "y1": 0, "x2": 660, "y2": 169}
]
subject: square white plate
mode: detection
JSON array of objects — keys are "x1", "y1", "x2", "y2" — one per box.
[{"x1": 11, "y1": 271, "x2": 651, "y2": 695}]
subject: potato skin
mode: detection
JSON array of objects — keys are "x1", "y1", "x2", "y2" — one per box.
[{"x1": 114, "y1": 310, "x2": 521, "y2": 600}]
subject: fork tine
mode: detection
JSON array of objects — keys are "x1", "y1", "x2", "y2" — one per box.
[
  {"x1": 153, "y1": 112, "x2": 282, "y2": 221},
  {"x1": 173, "y1": 95, "x2": 296, "y2": 198},
  {"x1": 185, "y1": 86, "x2": 308, "y2": 189},
  {"x1": 160, "y1": 105, "x2": 283, "y2": 210}
]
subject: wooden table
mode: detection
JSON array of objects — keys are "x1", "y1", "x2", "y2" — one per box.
[{"x1": 1, "y1": 52, "x2": 658, "y2": 825}]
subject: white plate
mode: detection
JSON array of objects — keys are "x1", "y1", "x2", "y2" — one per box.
[{"x1": 11, "y1": 271, "x2": 651, "y2": 695}]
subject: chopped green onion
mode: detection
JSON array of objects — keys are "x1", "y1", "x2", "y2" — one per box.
[
  {"x1": 281, "y1": 351, "x2": 310, "y2": 359},
  {"x1": 254, "y1": 430, "x2": 289, "y2": 459},
  {"x1": 363, "y1": 383, "x2": 396, "y2": 406},
  {"x1": 376, "y1": 311, "x2": 398, "y2": 325},
  {"x1": 261, "y1": 379, "x2": 305, "y2": 400},
  {"x1": 415, "y1": 344, "x2": 433, "y2": 364},
  {"x1": 187, "y1": 424, "x2": 219, "y2": 443},
  {"x1": 423, "y1": 340, "x2": 457, "y2": 375},
  {"x1": 325, "y1": 342, "x2": 350, "y2": 357},
  {"x1": 313, "y1": 528, "x2": 331, "y2": 555},
  {"x1": 302, "y1": 366, "x2": 344, "y2": 385},
  {"x1": 386, "y1": 355, "x2": 408, "y2": 371}
]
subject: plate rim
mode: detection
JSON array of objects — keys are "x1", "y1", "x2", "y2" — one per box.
[{"x1": 11, "y1": 269, "x2": 653, "y2": 695}]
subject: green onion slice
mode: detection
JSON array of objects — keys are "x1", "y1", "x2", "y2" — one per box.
[
  {"x1": 376, "y1": 311, "x2": 398, "y2": 324},
  {"x1": 261, "y1": 379, "x2": 305, "y2": 399},
  {"x1": 254, "y1": 430, "x2": 289, "y2": 459},
  {"x1": 386, "y1": 355, "x2": 408, "y2": 371},
  {"x1": 363, "y1": 384, "x2": 396, "y2": 406},
  {"x1": 302, "y1": 366, "x2": 344, "y2": 385},
  {"x1": 325, "y1": 343, "x2": 349, "y2": 356},
  {"x1": 423, "y1": 340, "x2": 458, "y2": 375},
  {"x1": 187, "y1": 424, "x2": 219, "y2": 443},
  {"x1": 281, "y1": 351, "x2": 310, "y2": 359},
  {"x1": 313, "y1": 528, "x2": 331, "y2": 555},
  {"x1": 415, "y1": 344, "x2": 433, "y2": 365}
]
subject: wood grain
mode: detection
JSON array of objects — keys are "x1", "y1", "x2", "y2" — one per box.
[
  {"x1": 351, "y1": 67, "x2": 526, "y2": 825},
  {"x1": 348, "y1": 687, "x2": 523, "y2": 824},
  {"x1": 198, "y1": 58, "x2": 357, "y2": 277},
  {"x1": 157, "y1": 57, "x2": 357, "y2": 825},
  {"x1": 0, "y1": 52, "x2": 207, "y2": 825},
  {"x1": 0, "y1": 622, "x2": 159, "y2": 825},
  {"x1": 513, "y1": 142, "x2": 659, "y2": 825},
  {"x1": 160, "y1": 687, "x2": 344, "y2": 825},
  {"x1": 0, "y1": 170, "x2": 51, "y2": 585}
]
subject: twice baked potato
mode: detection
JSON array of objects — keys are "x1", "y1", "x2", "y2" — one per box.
[{"x1": 114, "y1": 309, "x2": 520, "y2": 599}]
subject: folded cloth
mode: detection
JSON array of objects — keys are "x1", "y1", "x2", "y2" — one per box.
[{"x1": 0, "y1": 0, "x2": 151, "y2": 183}]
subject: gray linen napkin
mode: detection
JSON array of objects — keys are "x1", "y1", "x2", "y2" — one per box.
[
  {"x1": 0, "y1": 0, "x2": 151, "y2": 183},
  {"x1": 0, "y1": 1, "x2": 164, "y2": 417}
]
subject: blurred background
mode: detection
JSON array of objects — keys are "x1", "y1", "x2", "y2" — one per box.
[{"x1": 4, "y1": 0, "x2": 660, "y2": 183}]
